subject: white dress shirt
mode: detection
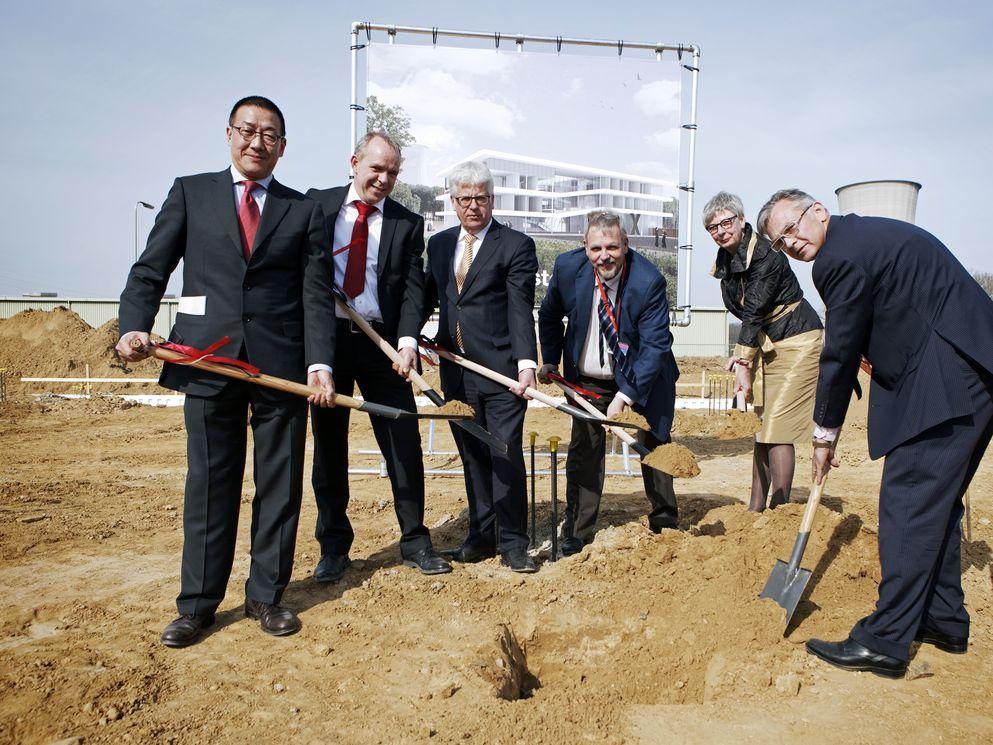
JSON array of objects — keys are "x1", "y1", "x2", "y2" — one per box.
[
  {"x1": 577, "y1": 272, "x2": 632, "y2": 406},
  {"x1": 230, "y1": 165, "x2": 272, "y2": 212},
  {"x1": 455, "y1": 220, "x2": 536, "y2": 373},
  {"x1": 309, "y1": 185, "x2": 417, "y2": 376}
]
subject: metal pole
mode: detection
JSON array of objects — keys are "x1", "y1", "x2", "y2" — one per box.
[
  {"x1": 548, "y1": 436, "x2": 561, "y2": 561},
  {"x1": 350, "y1": 23, "x2": 361, "y2": 175},
  {"x1": 529, "y1": 431, "x2": 537, "y2": 547}
]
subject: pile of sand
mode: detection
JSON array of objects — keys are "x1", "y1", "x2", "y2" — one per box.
[
  {"x1": 642, "y1": 442, "x2": 701, "y2": 477},
  {"x1": 0, "y1": 308, "x2": 160, "y2": 390},
  {"x1": 673, "y1": 410, "x2": 762, "y2": 440},
  {"x1": 610, "y1": 409, "x2": 649, "y2": 431}
]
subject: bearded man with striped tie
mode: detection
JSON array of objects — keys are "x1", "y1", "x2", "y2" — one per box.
[
  {"x1": 424, "y1": 161, "x2": 540, "y2": 573},
  {"x1": 537, "y1": 210, "x2": 681, "y2": 555}
]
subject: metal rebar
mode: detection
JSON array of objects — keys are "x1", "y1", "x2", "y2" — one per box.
[
  {"x1": 529, "y1": 431, "x2": 537, "y2": 547},
  {"x1": 548, "y1": 436, "x2": 561, "y2": 562}
]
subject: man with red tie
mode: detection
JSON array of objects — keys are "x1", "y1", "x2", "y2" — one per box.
[
  {"x1": 117, "y1": 96, "x2": 336, "y2": 647},
  {"x1": 306, "y1": 132, "x2": 452, "y2": 581}
]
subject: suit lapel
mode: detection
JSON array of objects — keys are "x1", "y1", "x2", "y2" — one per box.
[
  {"x1": 326, "y1": 187, "x2": 349, "y2": 242},
  {"x1": 251, "y1": 179, "x2": 291, "y2": 261},
  {"x1": 574, "y1": 260, "x2": 594, "y2": 350},
  {"x1": 457, "y1": 220, "x2": 502, "y2": 298},
  {"x1": 442, "y1": 231, "x2": 460, "y2": 306},
  {"x1": 378, "y1": 198, "x2": 399, "y2": 276},
  {"x1": 211, "y1": 169, "x2": 245, "y2": 260}
]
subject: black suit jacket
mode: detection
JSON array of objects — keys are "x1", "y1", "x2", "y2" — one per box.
[
  {"x1": 306, "y1": 186, "x2": 426, "y2": 344},
  {"x1": 119, "y1": 168, "x2": 335, "y2": 397},
  {"x1": 424, "y1": 220, "x2": 538, "y2": 395},
  {"x1": 538, "y1": 247, "x2": 679, "y2": 438},
  {"x1": 812, "y1": 214, "x2": 993, "y2": 458}
]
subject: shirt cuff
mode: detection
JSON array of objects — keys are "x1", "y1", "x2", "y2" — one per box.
[
  {"x1": 308, "y1": 363, "x2": 333, "y2": 375},
  {"x1": 397, "y1": 336, "x2": 417, "y2": 351},
  {"x1": 732, "y1": 343, "x2": 759, "y2": 364},
  {"x1": 813, "y1": 424, "x2": 840, "y2": 442},
  {"x1": 518, "y1": 359, "x2": 537, "y2": 372},
  {"x1": 614, "y1": 391, "x2": 634, "y2": 407}
]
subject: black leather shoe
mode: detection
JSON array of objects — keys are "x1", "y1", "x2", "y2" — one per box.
[
  {"x1": 915, "y1": 623, "x2": 968, "y2": 654},
  {"x1": 561, "y1": 537, "x2": 584, "y2": 556},
  {"x1": 160, "y1": 613, "x2": 215, "y2": 648},
  {"x1": 806, "y1": 636, "x2": 907, "y2": 678},
  {"x1": 441, "y1": 543, "x2": 497, "y2": 563},
  {"x1": 501, "y1": 548, "x2": 538, "y2": 573},
  {"x1": 402, "y1": 548, "x2": 453, "y2": 575},
  {"x1": 314, "y1": 553, "x2": 351, "y2": 583},
  {"x1": 245, "y1": 599, "x2": 301, "y2": 636}
]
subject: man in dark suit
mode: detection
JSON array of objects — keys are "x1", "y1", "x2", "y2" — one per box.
[
  {"x1": 305, "y1": 132, "x2": 450, "y2": 580},
  {"x1": 424, "y1": 160, "x2": 539, "y2": 573},
  {"x1": 759, "y1": 189, "x2": 993, "y2": 677},
  {"x1": 538, "y1": 210, "x2": 680, "y2": 554},
  {"x1": 117, "y1": 96, "x2": 335, "y2": 647}
]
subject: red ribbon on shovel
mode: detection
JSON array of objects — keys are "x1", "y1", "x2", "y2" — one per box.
[{"x1": 158, "y1": 336, "x2": 261, "y2": 377}]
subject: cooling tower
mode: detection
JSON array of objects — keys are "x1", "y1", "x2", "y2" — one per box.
[{"x1": 835, "y1": 180, "x2": 922, "y2": 224}]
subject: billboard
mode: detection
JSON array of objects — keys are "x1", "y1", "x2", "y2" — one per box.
[{"x1": 353, "y1": 30, "x2": 697, "y2": 310}]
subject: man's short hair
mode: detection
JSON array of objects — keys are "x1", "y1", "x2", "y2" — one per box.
[
  {"x1": 756, "y1": 189, "x2": 816, "y2": 239},
  {"x1": 448, "y1": 161, "x2": 494, "y2": 194},
  {"x1": 229, "y1": 95, "x2": 286, "y2": 135},
  {"x1": 354, "y1": 131, "x2": 402, "y2": 160},
  {"x1": 585, "y1": 210, "x2": 628, "y2": 245},
  {"x1": 702, "y1": 191, "x2": 745, "y2": 227}
]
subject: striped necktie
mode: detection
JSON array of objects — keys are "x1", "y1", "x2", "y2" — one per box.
[
  {"x1": 454, "y1": 233, "x2": 476, "y2": 350},
  {"x1": 597, "y1": 287, "x2": 635, "y2": 384}
]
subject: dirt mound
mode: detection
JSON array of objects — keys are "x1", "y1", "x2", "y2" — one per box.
[
  {"x1": 673, "y1": 410, "x2": 762, "y2": 440},
  {"x1": 643, "y1": 442, "x2": 701, "y2": 478},
  {"x1": 0, "y1": 309, "x2": 160, "y2": 393}
]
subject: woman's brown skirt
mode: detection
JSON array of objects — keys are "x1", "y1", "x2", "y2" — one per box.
[{"x1": 753, "y1": 328, "x2": 823, "y2": 444}]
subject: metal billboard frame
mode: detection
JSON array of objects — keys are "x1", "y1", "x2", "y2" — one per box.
[{"x1": 349, "y1": 22, "x2": 700, "y2": 326}]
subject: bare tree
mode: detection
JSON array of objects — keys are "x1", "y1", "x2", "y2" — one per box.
[{"x1": 974, "y1": 272, "x2": 993, "y2": 297}]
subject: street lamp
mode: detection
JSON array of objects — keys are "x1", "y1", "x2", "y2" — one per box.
[{"x1": 134, "y1": 201, "x2": 155, "y2": 262}]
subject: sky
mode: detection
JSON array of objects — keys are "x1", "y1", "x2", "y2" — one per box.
[{"x1": 2, "y1": 0, "x2": 992, "y2": 310}]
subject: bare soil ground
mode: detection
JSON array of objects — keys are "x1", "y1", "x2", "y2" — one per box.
[{"x1": 1, "y1": 310, "x2": 992, "y2": 744}]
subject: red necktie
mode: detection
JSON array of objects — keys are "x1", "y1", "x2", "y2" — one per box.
[
  {"x1": 238, "y1": 180, "x2": 261, "y2": 260},
  {"x1": 343, "y1": 201, "x2": 377, "y2": 298}
]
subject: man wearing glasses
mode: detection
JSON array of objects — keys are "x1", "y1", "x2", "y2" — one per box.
[
  {"x1": 118, "y1": 96, "x2": 335, "y2": 647},
  {"x1": 305, "y1": 132, "x2": 452, "y2": 582},
  {"x1": 424, "y1": 161, "x2": 539, "y2": 573},
  {"x1": 758, "y1": 188, "x2": 993, "y2": 678}
]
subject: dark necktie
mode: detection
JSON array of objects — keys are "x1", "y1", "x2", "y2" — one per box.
[
  {"x1": 343, "y1": 201, "x2": 377, "y2": 298},
  {"x1": 597, "y1": 288, "x2": 635, "y2": 383},
  {"x1": 238, "y1": 180, "x2": 261, "y2": 260}
]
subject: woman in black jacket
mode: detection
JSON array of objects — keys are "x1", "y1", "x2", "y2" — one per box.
[{"x1": 704, "y1": 191, "x2": 823, "y2": 511}]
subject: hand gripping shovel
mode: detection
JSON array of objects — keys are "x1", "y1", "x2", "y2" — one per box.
[
  {"x1": 332, "y1": 292, "x2": 507, "y2": 453},
  {"x1": 759, "y1": 469, "x2": 831, "y2": 629}
]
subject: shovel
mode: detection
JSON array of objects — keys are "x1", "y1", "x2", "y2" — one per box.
[
  {"x1": 137, "y1": 340, "x2": 472, "y2": 421},
  {"x1": 759, "y1": 469, "x2": 831, "y2": 629}
]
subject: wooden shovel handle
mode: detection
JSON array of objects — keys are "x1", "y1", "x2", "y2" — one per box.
[
  {"x1": 137, "y1": 341, "x2": 365, "y2": 410},
  {"x1": 334, "y1": 298, "x2": 434, "y2": 394},
  {"x1": 429, "y1": 345, "x2": 557, "y2": 407},
  {"x1": 553, "y1": 379, "x2": 637, "y2": 446}
]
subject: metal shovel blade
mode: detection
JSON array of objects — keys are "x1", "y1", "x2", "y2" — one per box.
[{"x1": 760, "y1": 559, "x2": 812, "y2": 628}]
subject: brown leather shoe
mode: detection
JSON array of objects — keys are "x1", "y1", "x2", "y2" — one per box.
[
  {"x1": 160, "y1": 613, "x2": 215, "y2": 648},
  {"x1": 245, "y1": 598, "x2": 301, "y2": 636}
]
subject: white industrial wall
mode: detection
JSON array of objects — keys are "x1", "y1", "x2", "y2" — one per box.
[
  {"x1": 0, "y1": 298, "x2": 179, "y2": 339},
  {"x1": 2, "y1": 299, "x2": 729, "y2": 358}
]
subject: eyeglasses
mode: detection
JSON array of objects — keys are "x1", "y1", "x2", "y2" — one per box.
[
  {"x1": 771, "y1": 203, "x2": 814, "y2": 252},
  {"x1": 705, "y1": 215, "x2": 738, "y2": 234},
  {"x1": 452, "y1": 194, "x2": 492, "y2": 207},
  {"x1": 231, "y1": 124, "x2": 283, "y2": 147}
]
